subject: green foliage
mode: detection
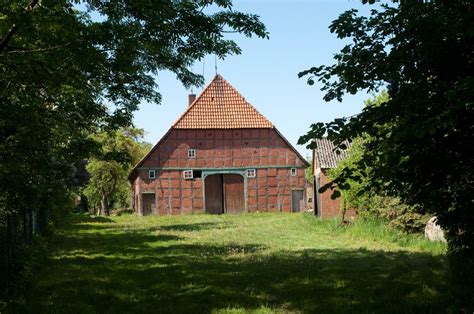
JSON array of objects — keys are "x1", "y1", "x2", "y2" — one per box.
[
  {"x1": 327, "y1": 92, "x2": 430, "y2": 233},
  {"x1": 83, "y1": 128, "x2": 151, "y2": 215},
  {"x1": 328, "y1": 137, "x2": 374, "y2": 210},
  {"x1": 1, "y1": 0, "x2": 266, "y2": 297},
  {"x1": 305, "y1": 159, "x2": 313, "y2": 182},
  {"x1": 357, "y1": 196, "x2": 430, "y2": 234},
  {"x1": 388, "y1": 212, "x2": 430, "y2": 234},
  {"x1": 329, "y1": 129, "x2": 430, "y2": 234},
  {"x1": 299, "y1": 1, "x2": 474, "y2": 258}
]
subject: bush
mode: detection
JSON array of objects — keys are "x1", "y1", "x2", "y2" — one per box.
[
  {"x1": 326, "y1": 130, "x2": 430, "y2": 235},
  {"x1": 388, "y1": 212, "x2": 430, "y2": 234},
  {"x1": 358, "y1": 196, "x2": 430, "y2": 234}
]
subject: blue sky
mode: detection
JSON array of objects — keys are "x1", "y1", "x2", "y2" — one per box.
[{"x1": 133, "y1": 1, "x2": 378, "y2": 159}]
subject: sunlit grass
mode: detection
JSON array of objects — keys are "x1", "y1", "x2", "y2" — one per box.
[{"x1": 12, "y1": 212, "x2": 471, "y2": 313}]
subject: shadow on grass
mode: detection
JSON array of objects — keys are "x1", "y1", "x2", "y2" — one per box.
[
  {"x1": 159, "y1": 222, "x2": 232, "y2": 232},
  {"x1": 70, "y1": 214, "x2": 115, "y2": 224},
  {"x1": 18, "y1": 215, "x2": 471, "y2": 313}
]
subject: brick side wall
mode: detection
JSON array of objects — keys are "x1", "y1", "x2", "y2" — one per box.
[
  {"x1": 315, "y1": 169, "x2": 357, "y2": 219},
  {"x1": 319, "y1": 169, "x2": 341, "y2": 218},
  {"x1": 132, "y1": 128, "x2": 307, "y2": 215}
]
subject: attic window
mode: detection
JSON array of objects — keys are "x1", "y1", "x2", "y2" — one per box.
[
  {"x1": 187, "y1": 149, "x2": 196, "y2": 158},
  {"x1": 291, "y1": 168, "x2": 297, "y2": 176},
  {"x1": 148, "y1": 170, "x2": 156, "y2": 179},
  {"x1": 183, "y1": 170, "x2": 193, "y2": 179},
  {"x1": 247, "y1": 169, "x2": 256, "y2": 178}
]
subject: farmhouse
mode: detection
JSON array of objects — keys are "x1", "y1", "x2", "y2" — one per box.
[
  {"x1": 129, "y1": 75, "x2": 309, "y2": 215},
  {"x1": 312, "y1": 138, "x2": 352, "y2": 218}
]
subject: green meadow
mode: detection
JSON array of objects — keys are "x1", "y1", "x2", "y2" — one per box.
[{"x1": 13, "y1": 212, "x2": 469, "y2": 313}]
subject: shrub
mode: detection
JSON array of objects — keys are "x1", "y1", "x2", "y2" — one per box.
[{"x1": 358, "y1": 196, "x2": 430, "y2": 234}]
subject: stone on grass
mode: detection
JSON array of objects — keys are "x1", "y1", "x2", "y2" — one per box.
[{"x1": 425, "y1": 217, "x2": 446, "y2": 243}]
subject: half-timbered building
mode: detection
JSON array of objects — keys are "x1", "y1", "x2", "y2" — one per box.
[{"x1": 129, "y1": 75, "x2": 309, "y2": 215}]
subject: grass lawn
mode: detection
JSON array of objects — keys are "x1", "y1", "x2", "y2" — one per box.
[{"x1": 12, "y1": 212, "x2": 469, "y2": 313}]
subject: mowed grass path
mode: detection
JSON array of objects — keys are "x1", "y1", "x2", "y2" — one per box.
[{"x1": 19, "y1": 213, "x2": 453, "y2": 313}]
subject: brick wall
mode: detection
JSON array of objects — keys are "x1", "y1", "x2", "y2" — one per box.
[
  {"x1": 316, "y1": 169, "x2": 357, "y2": 219},
  {"x1": 318, "y1": 169, "x2": 341, "y2": 218},
  {"x1": 141, "y1": 129, "x2": 304, "y2": 169},
  {"x1": 247, "y1": 167, "x2": 305, "y2": 212},
  {"x1": 131, "y1": 128, "x2": 307, "y2": 214}
]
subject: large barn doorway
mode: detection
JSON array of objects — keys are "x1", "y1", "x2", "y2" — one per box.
[
  {"x1": 205, "y1": 174, "x2": 245, "y2": 214},
  {"x1": 223, "y1": 174, "x2": 245, "y2": 214},
  {"x1": 205, "y1": 174, "x2": 224, "y2": 214},
  {"x1": 142, "y1": 193, "x2": 155, "y2": 215}
]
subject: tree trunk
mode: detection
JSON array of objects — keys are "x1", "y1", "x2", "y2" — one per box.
[
  {"x1": 100, "y1": 194, "x2": 109, "y2": 216},
  {"x1": 341, "y1": 196, "x2": 347, "y2": 223}
]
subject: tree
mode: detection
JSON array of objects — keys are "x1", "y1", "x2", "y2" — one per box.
[
  {"x1": 298, "y1": 1, "x2": 473, "y2": 257},
  {"x1": 328, "y1": 119, "x2": 430, "y2": 233},
  {"x1": 84, "y1": 128, "x2": 151, "y2": 216},
  {"x1": 326, "y1": 92, "x2": 388, "y2": 212},
  {"x1": 1, "y1": 0, "x2": 266, "y2": 296}
]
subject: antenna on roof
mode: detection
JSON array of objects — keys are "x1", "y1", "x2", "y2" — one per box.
[
  {"x1": 190, "y1": 63, "x2": 195, "y2": 94},
  {"x1": 214, "y1": 55, "x2": 218, "y2": 75},
  {"x1": 202, "y1": 56, "x2": 205, "y2": 81}
]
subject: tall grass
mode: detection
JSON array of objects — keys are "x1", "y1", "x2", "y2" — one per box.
[{"x1": 338, "y1": 217, "x2": 446, "y2": 254}]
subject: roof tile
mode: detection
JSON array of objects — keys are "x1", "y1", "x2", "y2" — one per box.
[
  {"x1": 173, "y1": 75, "x2": 273, "y2": 129},
  {"x1": 315, "y1": 138, "x2": 351, "y2": 169}
]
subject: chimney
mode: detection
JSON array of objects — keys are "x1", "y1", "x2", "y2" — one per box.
[{"x1": 188, "y1": 94, "x2": 196, "y2": 107}]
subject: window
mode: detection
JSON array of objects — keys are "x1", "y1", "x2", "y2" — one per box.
[
  {"x1": 246, "y1": 169, "x2": 256, "y2": 178},
  {"x1": 193, "y1": 170, "x2": 202, "y2": 178},
  {"x1": 148, "y1": 170, "x2": 156, "y2": 179},
  {"x1": 187, "y1": 149, "x2": 196, "y2": 158},
  {"x1": 183, "y1": 170, "x2": 193, "y2": 179},
  {"x1": 291, "y1": 168, "x2": 297, "y2": 176}
]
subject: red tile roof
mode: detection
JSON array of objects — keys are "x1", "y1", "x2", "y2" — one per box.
[{"x1": 173, "y1": 75, "x2": 273, "y2": 129}]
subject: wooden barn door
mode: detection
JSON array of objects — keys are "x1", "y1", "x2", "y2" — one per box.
[
  {"x1": 142, "y1": 193, "x2": 155, "y2": 215},
  {"x1": 223, "y1": 174, "x2": 245, "y2": 214},
  {"x1": 205, "y1": 174, "x2": 224, "y2": 214},
  {"x1": 291, "y1": 190, "x2": 304, "y2": 213}
]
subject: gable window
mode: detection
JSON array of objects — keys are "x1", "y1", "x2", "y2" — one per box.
[
  {"x1": 148, "y1": 170, "x2": 156, "y2": 179},
  {"x1": 183, "y1": 170, "x2": 193, "y2": 179},
  {"x1": 246, "y1": 169, "x2": 256, "y2": 178},
  {"x1": 291, "y1": 168, "x2": 297, "y2": 176},
  {"x1": 187, "y1": 149, "x2": 196, "y2": 158}
]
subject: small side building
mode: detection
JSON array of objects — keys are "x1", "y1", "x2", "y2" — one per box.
[{"x1": 312, "y1": 138, "x2": 351, "y2": 218}]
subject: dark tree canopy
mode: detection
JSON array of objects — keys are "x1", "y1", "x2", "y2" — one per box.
[
  {"x1": 298, "y1": 1, "x2": 473, "y2": 257},
  {"x1": 0, "y1": 0, "x2": 267, "y2": 208},
  {"x1": 0, "y1": 0, "x2": 266, "y2": 295}
]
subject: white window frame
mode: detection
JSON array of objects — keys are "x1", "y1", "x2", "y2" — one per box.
[
  {"x1": 246, "y1": 169, "x2": 256, "y2": 178},
  {"x1": 187, "y1": 149, "x2": 196, "y2": 159},
  {"x1": 183, "y1": 170, "x2": 193, "y2": 179},
  {"x1": 148, "y1": 170, "x2": 156, "y2": 179},
  {"x1": 291, "y1": 168, "x2": 297, "y2": 176}
]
